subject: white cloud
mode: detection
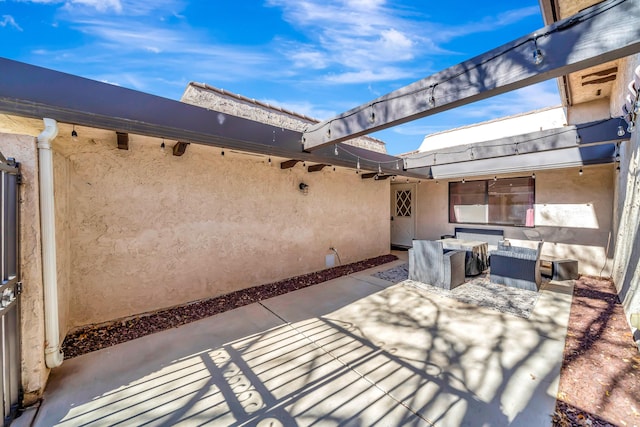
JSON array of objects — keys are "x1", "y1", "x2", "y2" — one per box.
[
  {"x1": 1, "y1": 15, "x2": 23, "y2": 31},
  {"x1": 325, "y1": 67, "x2": 414, "y2": 84},
  {"x1": 266, "y1": 1, "x2": 541, "y2": 86},
  {"x1": 17, "y1": 0, "x2": 122, "y2": 13}
]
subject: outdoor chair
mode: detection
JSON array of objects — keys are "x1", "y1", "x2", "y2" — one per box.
[
  {"x1": 408, "y1": 240, "x2": 466, "y2": 290},
  {"x1": 489, "y1": 241, "x2": 544, "y2": 291}
]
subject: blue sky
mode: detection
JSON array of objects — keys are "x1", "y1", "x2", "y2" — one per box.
[{"x1": 1, "y1": 0, "x2": 561, "y2": 154}]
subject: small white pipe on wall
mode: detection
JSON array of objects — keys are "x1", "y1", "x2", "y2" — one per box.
[{"x1": 37, "y1": 118, "x2": 64, "y2": 368}]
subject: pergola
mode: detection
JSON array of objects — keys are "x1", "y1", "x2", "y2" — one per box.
[{"x1": 0, "y1": 0, "x2": 638, "y2": 178}]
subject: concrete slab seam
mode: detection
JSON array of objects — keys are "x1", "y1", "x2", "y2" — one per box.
[{"x1": 258, "y1": 302, "x2": 434, "y2": 425}]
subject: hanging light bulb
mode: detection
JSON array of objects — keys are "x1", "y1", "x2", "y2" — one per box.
[
  {"x1": 628, "y1": 121, "x2": 636, "y2": 133},
  {"x1": 396, "y1": 160, "x2": 400, "y2": 170},
  {"x1": 576, "y1": 134, "x2": 581, "y2": 144},
  {"x1": 221, "y1": 149, "x2": 225, "y2": 156},
  {"x1": 618, "y1": 125, "x2": 626, "y2": 137},
  {"x1": 462, "y1": 178, "x2": 466, "y2": 184},
  {"x1": 494, "y1": 176, "x2": 497, "y2": 181},
  {"x1": 334, "y1": 144, "x2": 339, "y2": 156},
  {"x1": 268, "y1": 157, "x2": 272, "y2": 166},
  {"x1": 160, "y1": 140, "x2": 166, "y2": 154},
  {"x1": 356, "y1": 158, "x2": 360, "y2": 170},
  {"x1": 71, "y1": 125, "x2": 78, "y2": 141},
  {"x1": 532, "y1": 36, "x2": 543, "y2": 65},
  {"x1": 428, "y1": 84, "x2": 437, "y2": 108},
  {"x1": 378, "y1": 163, "x2": 382, "y2": 174},
  {"x1": 532, "y1": 172, "x2": 536, "y2": 179},
  {"x1": 579, "y1": 168, "x2": 583, "y2": 176}
]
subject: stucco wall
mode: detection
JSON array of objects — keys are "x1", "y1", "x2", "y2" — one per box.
[
  {"x1": 414, "y1": 165, "x2": 614, "y2": 276},
  {"x1": 0, "y1": 133, "x2": 47, "y2": 403},
  {"x1": 54, "y1": 128, "x2": 389, "y2": 327},
  {"x1": 611, "y1": 54, "x2": 640, "y2": 347}
]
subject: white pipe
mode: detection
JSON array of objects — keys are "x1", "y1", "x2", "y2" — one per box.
[{"x1": 37, "y1": 118, "x2": 64, "y2": 368}]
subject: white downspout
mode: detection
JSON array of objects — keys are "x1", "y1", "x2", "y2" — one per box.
[{"x1": 37, "y1": 118, "x2": 64, "y2": 368}]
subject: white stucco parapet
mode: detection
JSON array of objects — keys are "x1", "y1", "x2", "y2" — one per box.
[{"x1": 417, "y1": 106, "x2": 567, "y2": 152}]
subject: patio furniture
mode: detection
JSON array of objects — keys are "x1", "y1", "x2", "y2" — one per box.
[
  {"x1": 540, "y1": 257, "x2": 579, "y2": 281},
  {"x1": 439, "y1": 238, "x2": 489, "y2": 276},
  {"x1": 454, "y1": 227, "x2": 504, "y2": 251},
  {"x1": 489, "y1": 241, "x2": 544, "y2": 291},
  {"x1": 408, "y1": 240, "x2": 466, "y2": 290}
]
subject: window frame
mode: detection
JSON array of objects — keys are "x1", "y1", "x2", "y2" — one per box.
[{"x1": 448, "y1": 177, "x2": 535, "y2": 228}]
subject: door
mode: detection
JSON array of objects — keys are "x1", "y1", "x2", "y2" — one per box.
[
  {"x1": 0, "y1": 154, "x2": 21, "y2": 426},
  {"x1": 390, "y1": 184, "x2": 415, "y2": 247}
]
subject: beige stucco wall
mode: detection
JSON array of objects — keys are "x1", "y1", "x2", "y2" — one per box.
[
  {"x1": 54, "y1": 127, "x2": 389, "y2": 327},
  {"x1": 0, "y1": 133, "x2": 48, "y2": 404},
  {"x1": 611, "y1": 54, "x2": 640, "y2": 346},
  {"x1": 414, "y1": 164, "x2": 614, "y2": 276}
]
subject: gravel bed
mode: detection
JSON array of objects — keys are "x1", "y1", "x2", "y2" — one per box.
[{"x1": 62, "y1": 254, "x2": 397, "y2": 359}]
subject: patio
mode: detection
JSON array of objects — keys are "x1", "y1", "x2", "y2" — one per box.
[{"x1": 17, "y1": 254, "x2": 573, "y2": 426}]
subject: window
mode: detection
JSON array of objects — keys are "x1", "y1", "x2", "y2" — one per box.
[{"x1": 449, "y1": 177, "x2": 535, "y2": 227}]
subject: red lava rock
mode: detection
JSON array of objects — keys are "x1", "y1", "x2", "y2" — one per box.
[
  {"x1": 553, "y1": 276, "x2": 640, "y2": 427},
  {"x1": 62, "y1": 254, "x2": 397, "y2": 359}
]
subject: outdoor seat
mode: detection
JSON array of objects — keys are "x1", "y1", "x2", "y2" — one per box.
[
  {"x1": 489, "y1": 241, "x2": 544, "y2": 291},
  {"x1": 408, "y1": 240, "x2": 466, "y2": 290}
]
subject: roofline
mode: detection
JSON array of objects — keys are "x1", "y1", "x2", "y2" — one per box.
[
  {"x1": 186, "y1": 82, "x2": 389, "y2": 147},
  {"x1": 0, "y1": 58, "x2": 419, "y2": 177}
]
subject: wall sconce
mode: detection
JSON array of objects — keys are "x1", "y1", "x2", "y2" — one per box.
[{"x1": 299, "y1": 182, "x2": 309, "y2": 195}]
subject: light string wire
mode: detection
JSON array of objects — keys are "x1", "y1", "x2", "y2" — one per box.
[
  {"x1": 407, "y1": 118, "x2": 618, "y2": 162},
  {"x1": 304, "y1": 0, "x2": 625, "y2": 165}
]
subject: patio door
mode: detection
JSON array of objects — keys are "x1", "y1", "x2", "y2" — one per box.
[{"x1": 390, "y1": 184, "x2": 415, "y2": 247}]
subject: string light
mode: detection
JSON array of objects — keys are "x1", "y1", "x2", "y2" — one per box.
[
  {"x1": 532, "y1": 172, "x2": 536, "y2": 179},
  {"x1": 334, "y1": 144, "x2": 339, "y2": 156},
  {"x1": 356, "y1": 158, "x2": 360, "y2": 170},
  {"x1": 618, "y1": 125, "x2": 626, "y2": 137},
  {"x1": 532, "y1": 35, "x2": 544, "y2": 65},
  {"x1": 428, "y1": 84, "x2": 437, "y2": 108},
  {"x1": 378, "y1": 163, "x2": 382, "y2": 174},
  {"x1": 396, "y1": 160, "x2": 400, "y2": 170},
  {"x1": 579, "y1": 168, "x2": 583, "y2": 176}
]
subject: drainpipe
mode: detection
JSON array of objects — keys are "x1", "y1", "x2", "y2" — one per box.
[{"x1": 37, "y1": 118, "x2": 64, "y2": 368}]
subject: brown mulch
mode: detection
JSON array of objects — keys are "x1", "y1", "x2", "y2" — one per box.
[
  {"x1": 61, "y1": 254, "x2": 397, "y2": 359},
  {"x1": 553, "y1": 275, "x2": 640, "y2": 427}
]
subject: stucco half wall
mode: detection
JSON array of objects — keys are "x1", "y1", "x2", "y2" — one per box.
[
  {"x1": 55, "y1": 126, "x2": 390, "y2": 328},
  {"x1": 411, "y1": 164, "x2": 614, "y2": 277}
]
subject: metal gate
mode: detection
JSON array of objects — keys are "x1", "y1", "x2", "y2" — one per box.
[{"x1": 0, "y1": 153, "x2": 21, "y2": 426}]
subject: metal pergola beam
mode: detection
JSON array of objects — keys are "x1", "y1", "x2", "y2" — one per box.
[
  {"x1": 302, "y1": 0, "x2": 640, "y2": 150},
  {"x1": 405, "y1": 118, "x2": 629, "y2": 169},
  {"x1": 0, "y1": 58, "x2": 428, "y2": 178}
]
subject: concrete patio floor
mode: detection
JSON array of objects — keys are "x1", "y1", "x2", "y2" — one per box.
[{"x1": 17, "y1": 255, "x2": 574, "y2": 426}]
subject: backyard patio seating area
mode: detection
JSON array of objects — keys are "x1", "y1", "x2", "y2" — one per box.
[{"x1": 17, "y1": 254, "x2": 574, "y2": 427}]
